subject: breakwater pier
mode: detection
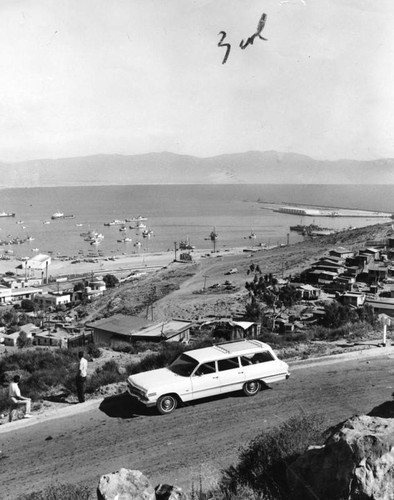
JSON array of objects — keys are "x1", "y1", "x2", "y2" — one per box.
[{"x1": 264, "y1": 204, "x2": 393, "y2": 218}]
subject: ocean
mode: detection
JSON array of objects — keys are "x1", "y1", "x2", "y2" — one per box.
[{"x1": 0, "y1": 184, "x2": 392, "y2": 259}]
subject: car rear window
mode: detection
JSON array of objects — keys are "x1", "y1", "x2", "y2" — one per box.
[
  {"x1": 241, "y1": 351, "x2": 275, "y2": 365},
  {"x1": 252, "y1": 351, "x2": 274, "y2": 363},
  {"x1": 218, "y1": 357, "x2": 240, "y2": 371}
]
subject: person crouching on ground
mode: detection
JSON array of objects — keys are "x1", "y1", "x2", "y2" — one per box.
[
  {"x1": 9, "y1": 375, "x2": 32, "y2": 421},
  {"x1": 76, "y1": 351, "x2": 88, "y2": 403}
]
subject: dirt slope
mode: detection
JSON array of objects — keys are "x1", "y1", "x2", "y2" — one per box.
[{"x1": 1, "y1": 352, "x2": 394, "y2": 498}]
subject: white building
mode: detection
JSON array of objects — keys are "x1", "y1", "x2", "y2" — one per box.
[
  {"x1": 34, "y1": 292, "x2": 71, "y2": 308},
  {"x1": 22, "y1": 254, "x2": 51, "y2": 282}
]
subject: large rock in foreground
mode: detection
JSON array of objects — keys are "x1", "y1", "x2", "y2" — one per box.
[
  {"x1": 97, "y1": 468, "x2": 155, "y2": 500},
  {"x1": 288, "y1": 415, "x2": 394, "y2": 500}
]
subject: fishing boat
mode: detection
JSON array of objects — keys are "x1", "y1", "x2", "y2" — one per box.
[
  {"x1": 104, "y1": 219, "x2": 126, "y2": 226},
  {"x1": 142, "y1": 229, "x2": 153, "y2": 238},
  {"x1": 179, "y1": 237, "x2": 195, "y2": 250},
  {"x1": 248, "y1": 230, "x2": 257, "y2": 239},
  {"x1": 84, "y1": 231, "x2": 104, "y2": 242},
  {"x1": 0, "y1": 212, "x2": 15, "y2": 217},
  {"x1": 130, "y1": 222, "x2": 147, "y2": 230},
  {"x1": 126, "y1": 215, "x2": 148, "y2": 222}
]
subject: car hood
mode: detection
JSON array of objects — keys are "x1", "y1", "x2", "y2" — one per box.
[{"x1": 127, "y1": 367, "x2": 184, "y2": 391}]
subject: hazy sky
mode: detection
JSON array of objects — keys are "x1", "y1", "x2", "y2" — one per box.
[{"x1": 0, "y1": 0, "x2": 393, "y2": 162}]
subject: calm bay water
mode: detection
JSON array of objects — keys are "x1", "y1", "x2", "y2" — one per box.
[{"x1": 0, "y1": 184, "x2": 392, "y2": 259}]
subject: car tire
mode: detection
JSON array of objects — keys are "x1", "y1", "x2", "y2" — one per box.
[
  {"x1": 243, "y1": 381, "x2": 260, "y2": 397},
  {"x1": 157, "y1": 394, "x2": 178, "y2": 415}
]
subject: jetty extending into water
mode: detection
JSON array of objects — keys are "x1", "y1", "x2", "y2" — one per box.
[{"x1": 261, "y1": 203, "x2": 393, "y2": 218}]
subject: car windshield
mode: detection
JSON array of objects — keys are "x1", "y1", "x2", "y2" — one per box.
[{"x1": 169, "y1": 353, "x2": 198, "y2": 377}]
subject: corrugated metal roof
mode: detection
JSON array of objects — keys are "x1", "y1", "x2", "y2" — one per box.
[
  {"x1": 85, "y1": 314, "x2": 153, "y2": 335},
  {"x1": 131, "y1": 320, "x2": 192, "y2": 339}
]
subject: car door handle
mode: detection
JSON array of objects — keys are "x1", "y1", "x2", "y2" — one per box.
[
  {"x1": 238, "y1": 372, "x2": 244, "y2": 374},
  {"x1": 213, "y1": 376, "x2": 219, "y2": 379}
]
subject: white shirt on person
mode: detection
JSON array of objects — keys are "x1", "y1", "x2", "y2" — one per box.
[
  {"x1": 79, "y1": 357, "x2": 88, "y2": 378},
  {"x1": 9, "y1": 382, "x2": 21, "y2": 400}
]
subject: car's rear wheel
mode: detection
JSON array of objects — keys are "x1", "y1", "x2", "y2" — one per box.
[
  {"x1": 243, "y1": 381, "x2": 260, "y2": 396},
  {"x1": 157, "y1": 394, "x2": 178, "y2": 415}
]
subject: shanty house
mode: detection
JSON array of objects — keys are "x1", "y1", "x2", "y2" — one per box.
[
  {"x1": 85, "y1": 314, "x2": 154, "y2": 345},
  {"x1": 340, "y1": 292, "x2": 366, "y2": 308},
  {"x1": 368, "y1": 264, "x2": 388, "y2": 282},
  {"x1": 130, "y1": 319, "x2": 193, "y2": 343},
  {"x1": 297, "y1": 284, "x2": 321, "y2": 300},
  {"x1": 199, "y1": 319, "x2": 260, "y2": 341},
  {"x1": 329, "y1": 247, "x2": 354, "y2": 259}
]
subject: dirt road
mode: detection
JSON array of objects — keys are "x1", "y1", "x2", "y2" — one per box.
[{"x1": 1, "y1": 351, "x2": 394, "y2": 499}]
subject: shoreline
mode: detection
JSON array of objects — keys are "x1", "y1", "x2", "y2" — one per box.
[{"x1": 0, "y1": 245, "x2": 265, "y2": 281}]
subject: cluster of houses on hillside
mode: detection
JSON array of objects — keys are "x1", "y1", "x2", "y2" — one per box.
[
  {"x1": 1, "y1": 237, "x2": 394, "y2": 349},
  {"x1": 295, "y1": 237, "x2": 394, "y2": 313},
  {"x1": 262, "y1": 236, "x2": 394, "y2": 333}
]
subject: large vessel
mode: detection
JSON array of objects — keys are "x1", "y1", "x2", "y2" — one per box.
[
  {"x1": 0, "y1": 211, "x2": 15, "y2": 217},
  {"x1": 51, "y1": 212, "x2": 74, "y2": 219}
]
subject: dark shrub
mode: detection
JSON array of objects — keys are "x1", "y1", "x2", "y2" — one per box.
[
  {"x1": 86, "y1": 360, "x2": 123, "y2": 393},
  {"x1": 103, "y1": 274, "x2": 119, "y2": 288},
  {"x1": 85, "y1": 343, "x2": 102, "y2": 359},
  {"x1": 16, "y1": 482, "x2": 93, "y2": 499},
  {"x1": 21, "y1": 299, "x2": 35, "y2": 312},
  {"x1": 218, "y1": 413, "x2": 325, "y2": 499}
]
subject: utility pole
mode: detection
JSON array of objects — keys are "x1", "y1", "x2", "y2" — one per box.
[
  {"x1": 174, "y1": 242, "x2": 178, "y2": 262},
  {"x1": 281, "y1": 258, "x2": 288, "y2": 279}
]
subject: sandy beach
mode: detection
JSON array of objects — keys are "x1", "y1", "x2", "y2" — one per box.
[{"x1": 0, "y1": 246, "x2": 253, "y2": 281}]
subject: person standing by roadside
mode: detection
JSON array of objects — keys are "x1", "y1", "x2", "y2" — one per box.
[
  {"x1": 76, "y1": 351, "x2": 88, "y2": 403},
  {"x1": 9, "y1": 375, "x2": 32, "y2": 421}
]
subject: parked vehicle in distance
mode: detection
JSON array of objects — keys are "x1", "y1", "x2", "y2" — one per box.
[
  {"x1": 225, "y1": 268, "x2": 238, "y2": 275},
  {"x1": 127, "y1": 339, "x2": 290, "y2": 415}
]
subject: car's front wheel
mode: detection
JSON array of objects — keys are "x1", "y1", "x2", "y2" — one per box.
[
  {"x1": 157, "y1": 394, "x2": 178, "y2": 415},
  {"x1": 243, "y1": 381, "x2": 260, "y2": 397}
]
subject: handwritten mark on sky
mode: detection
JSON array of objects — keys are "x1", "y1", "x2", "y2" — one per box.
[{"x1": 218, "y1": 13, "x2": 268, "y2": 64}]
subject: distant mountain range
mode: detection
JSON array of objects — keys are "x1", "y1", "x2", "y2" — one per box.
[{"x1": 0, "y1": 151, "x2": 393, "y2": 187}]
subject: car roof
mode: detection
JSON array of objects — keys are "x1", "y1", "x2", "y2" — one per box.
[{"x1": 185, "y1": 339, "x2": 274, "y2": 363}]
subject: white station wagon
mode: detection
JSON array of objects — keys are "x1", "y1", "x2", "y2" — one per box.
[{"x1": 127, "y1": 339, "x2": 290, "y2": 415}]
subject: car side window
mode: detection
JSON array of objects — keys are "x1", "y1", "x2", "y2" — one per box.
[
  {"x1": 217, "y1": 357, "x2": 240, "y2": 371},
  {"x1": 194, "y1": 361, "x2": 216, "y2": 376},
  {"x1": 240, "y1": 356, "x2": 253, "y2": 366},
  {"x1": 250, "y1": 351, "x2": 274, "y2": 364}
]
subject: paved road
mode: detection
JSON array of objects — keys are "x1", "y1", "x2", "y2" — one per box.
[{"x1": 1, "y1": 351, "x2": 394, "y2": 499}]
